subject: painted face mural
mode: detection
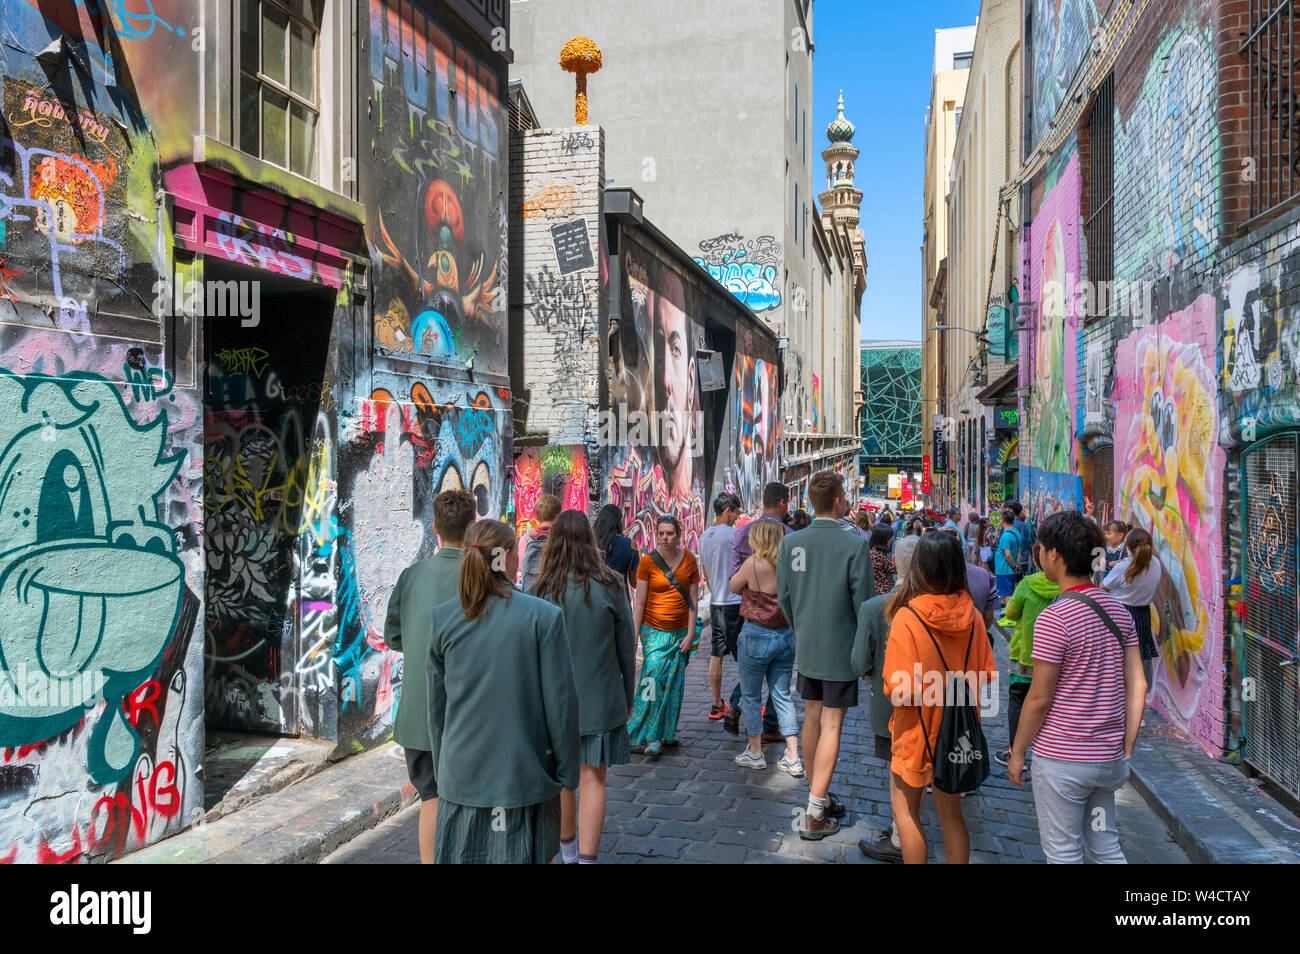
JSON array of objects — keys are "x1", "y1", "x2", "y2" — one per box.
[
  {"x1": 608, "y1": 243, "x2": 705, "y2": 551},
  {"x1": 1115, "y1": 302, "x2": 1223, "y2": 740},
  {"x1": 0, "y1": 372, "x2": 183, "y2": 784},
  {"x1": 715, "y1": 346, "x2": 780, "y2": 513}
]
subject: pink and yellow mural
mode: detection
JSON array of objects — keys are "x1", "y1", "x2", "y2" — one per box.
[
  {"x1": 514, "y1": 445, "x2": 590, "y2": 535},
  {"x1": 1114, "y1": 297, "x2": 1224, "y2": 751}
]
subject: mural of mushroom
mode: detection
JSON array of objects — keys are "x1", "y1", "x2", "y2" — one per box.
[{"x1": 560, "y1": 36, "x2": 602, "y2": 124}]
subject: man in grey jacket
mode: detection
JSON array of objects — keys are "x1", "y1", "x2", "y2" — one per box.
[{"x1": 778, "y1": 470, "x2": 876, "y2": 840}]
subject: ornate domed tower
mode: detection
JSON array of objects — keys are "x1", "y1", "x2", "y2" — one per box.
[{"x1": 820, "y1": 91, "x2": 866, "y2": 300}]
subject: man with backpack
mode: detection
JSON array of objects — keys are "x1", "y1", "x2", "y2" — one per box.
[{"x1": 1007, "y1": 510, "x2": 1147, "y2": 864}]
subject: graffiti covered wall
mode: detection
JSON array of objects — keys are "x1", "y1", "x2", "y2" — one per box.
[
  {"x1": 0, "y1": 2, "x2": 204, "y2": 861},
  {"x1": 354, "y1": 0, "x2": 511, "y2": 751},
  {"x1": 712, "y1": 330, "x2": 780, "y2": 513},
  {"x1": 1114, "y1": 299, "x2": 1224, "y2": 750},
  {"x1": 607, "y1": 238, "x2": 707, "y2": 550},
  {"x1": 514, "y1": 445, "x2": 590, "y2": 532}
]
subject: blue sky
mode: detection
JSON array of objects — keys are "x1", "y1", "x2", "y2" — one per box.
[{"x1": 812, "y1": 0, "x2": 980, "y2": 342}]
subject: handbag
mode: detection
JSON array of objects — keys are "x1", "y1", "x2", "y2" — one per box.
[{"x1": 905, "y1": 606, "x2": 990, "y2": 795}]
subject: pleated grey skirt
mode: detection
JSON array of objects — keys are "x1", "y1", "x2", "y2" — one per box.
[
  {"x1": 580, "y1": 724, "x2": 631, "y2": 768},
  {"x1": 433, "y1": 796, "x2": 562, "y2": 864}
]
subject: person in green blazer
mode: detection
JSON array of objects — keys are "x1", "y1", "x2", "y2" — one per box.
[
  {"x1": 427, "y1": 518, "x2": 580, "y2": 864},
  {"x1": 777, "y1": 470, "x2": 876, "y2": 841},
  {"x1": 383, "y1": 489, "x2": 477, "y2": 864},
  {"x1": 530, "y1": 509, "x2": 636, "y2": 864}
]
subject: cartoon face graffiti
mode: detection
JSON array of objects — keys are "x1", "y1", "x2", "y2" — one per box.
[
  {"x1": 0, "y1": 373, "x2": 183, "y2": 784},
  {"x1": 1119, "y1": 334, "x2": 1218, "y2": 718}
]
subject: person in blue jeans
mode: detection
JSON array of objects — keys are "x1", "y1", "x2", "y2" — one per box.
[
  {"x1": 1010, "y1": 502, "x2": 1033, "y2": 582},
  {"x1": 994, "y1": 508, "x2": 1021, "y2": 598},
  {"x1": 729, "y1": 520, "x2": 802, "y2": 775}
]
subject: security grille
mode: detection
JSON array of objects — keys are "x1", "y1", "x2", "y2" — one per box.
[
  {"x1": 1084, "y1": 74, "x2": 1113, "y2": 321},
  {"x1": 1242, "y1": 432, "x2": 1300, "y2": 798},
  {"x1": 1093, "y1": 443, "x2": 1114, "y2": 525},
  {"x1": 1242, "y1": 0, "x2": 1300, "y2": 220}
]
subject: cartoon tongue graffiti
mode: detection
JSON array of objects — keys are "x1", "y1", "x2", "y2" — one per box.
[{"x1": 0, "y1": 371, "x2": 183, "y2": 784}]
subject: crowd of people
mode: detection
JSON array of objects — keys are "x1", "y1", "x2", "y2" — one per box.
[{"x1": 383, "y1": 473, "x2": 1160, "y2": 865}]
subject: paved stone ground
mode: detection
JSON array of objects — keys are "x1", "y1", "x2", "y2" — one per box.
[{"x1": 325, "y1": 624, "x2": 1189, "y2": 864}]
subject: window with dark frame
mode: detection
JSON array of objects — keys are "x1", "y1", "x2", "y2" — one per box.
[
  {"x1": 239, "y1": 0, "x2": 324, "y2": 179},
  {"x1": 1242, "y1": 1, "x2": 1300, "y2": 220},
  {"x1": 1085, "y1": 72, "x2": 1113, "y2": 323}
]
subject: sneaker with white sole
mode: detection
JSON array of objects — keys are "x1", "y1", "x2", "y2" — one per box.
[
  {"x1": 734, "y1": 750, "x2": 767, "y2": 770},
  {"x1": 777, "y1": 755, "x2": 805, "y2": 777}
]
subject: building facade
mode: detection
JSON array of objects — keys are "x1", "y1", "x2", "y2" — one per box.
[
  {"x1": 921, "y1": 25, "x2": 976, "y2": 507},
  {"x1": 509, "y1": 0, "x2": 860, "y2": 509},
  {"x1": 0, "y1": 0, "x2": 511, "y2": 862},
  {"x1": 941, "y1": 1, "x2": 1022, "y2": 516},
  {"x1": 509, "y1": 120, "x2": 782, "y2": 550},
  {"x1": 859, "y1": 341, "x2": 923, "y2": 498}
]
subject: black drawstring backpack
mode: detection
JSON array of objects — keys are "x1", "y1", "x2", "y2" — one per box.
[{"x1": 905, "y1": 606, "x2": 990, "y2": 794}]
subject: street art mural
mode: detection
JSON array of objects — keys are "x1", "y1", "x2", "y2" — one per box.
[
  {"x1": 515, "y1": 445, "x2": 590, "y2": 535},
  {"x1": 0, "y1": 369, "x2": 202, "y2": 863},
  {"x1": 712, "y1": 331, "x2": 780, "y2": 513},
  {"x1": 332, "y1": 383, "x2": 510, "y2": 748},
  {"x1": 693, "y1": 232, "x2": 782, "y2": 313},
  {"x1": 1114, "y1": 17, "x2": 1220, "y2": 285},
  {"x1": 1026, "y1": 154, "x2": 1081, "y2": 508},
  {"x1": 608, "y1": 242, "x2": 706, "y2": 551},
  {"x1": 0, "y1": 2, "x2": 204, "y2": 863},
  {"x1": 366, "y1": 0, "x2": 507, "y2": 374},
  {"x1": 1030, "y1": 0, "x2": 1097, "y2": 146},
  {"x1": 1219, "y1": 239, "x2": 1300, "y2": 443},
  {"x1": 1114, "y1": 299, "x2": 1224, "y2": 750}
]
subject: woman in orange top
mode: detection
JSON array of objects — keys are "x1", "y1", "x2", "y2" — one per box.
[
  {"x1": 628, "y1": 515, "x2": 700, "y2": 759},
  {"x1": 882, "y1": 531, "x2": 998, "y2": 864}
]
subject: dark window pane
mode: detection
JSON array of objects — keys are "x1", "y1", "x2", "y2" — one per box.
[
  {"x1": 262, "y1": 3, "x2": 288, "y2": 86},
  {"x1": 263, "y1": 87, "x2": 288, "y2": 168},
  {"x1": 290, "y1": 19, "x2": 314, "y2": 100},
  {"x1": 240, "y1": 0, "x2": 259, "y2": 72},
  {"x1": 290, "y1": 101, "x2": 316, "y2": 179},
  {"x1": 239, "y1": 72, "x2": 260, "y2": 155}
]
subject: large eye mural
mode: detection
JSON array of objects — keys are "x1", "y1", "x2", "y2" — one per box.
[{"x1": 0, "y1": 372, "x2": 184, "y2": 784}]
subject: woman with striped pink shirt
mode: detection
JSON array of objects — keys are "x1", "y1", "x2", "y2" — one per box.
[{"x1": 1007, "y1": 511, "x2": 1147, "y2": 864}]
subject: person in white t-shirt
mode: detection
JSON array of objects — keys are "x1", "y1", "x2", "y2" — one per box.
[{"x1": 1100, "y1": 528, "x2": 1162, "y2": 672}]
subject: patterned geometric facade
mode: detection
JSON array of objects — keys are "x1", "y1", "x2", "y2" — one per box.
[{"x1": 860, "y1": 342, "x2": 923, "y2": 460}]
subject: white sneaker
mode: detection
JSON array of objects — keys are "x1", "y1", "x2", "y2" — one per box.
[
  {"x1": 778, "y1": 755, "x2": 805, "y2": 777},
  {"x1": 734, "y1": 750, "x2": 767, "y2": 770}
]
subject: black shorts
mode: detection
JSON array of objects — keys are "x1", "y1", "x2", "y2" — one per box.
[
  {"x1": 404, "y1": 748, "x2": 438, "y2": 801},
  {"x1": 874, "y1": 734, "x2": 892, "y2": 761},
  {"x1": 710, "y1": 603, "x2": 742, "y2": 658},
  {"x1": 796, "y1": 674, "x2": 858, "y2": 709}
]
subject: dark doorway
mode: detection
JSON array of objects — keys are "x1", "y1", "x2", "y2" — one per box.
[{"x1": 201, "y1": 262, "x2": 336, "y2": 737}]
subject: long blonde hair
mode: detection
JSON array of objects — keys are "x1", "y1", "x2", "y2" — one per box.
[
  {"x1": 749, "y1": 519, "x2": 783, "y2": 568},
  {"x1": 459, "y1": 519, "x2": 517, "y2": 620}
]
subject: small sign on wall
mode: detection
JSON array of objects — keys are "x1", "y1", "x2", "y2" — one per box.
[{"x1": 551, "y1": 218, "x2": 595, "y2": 275}]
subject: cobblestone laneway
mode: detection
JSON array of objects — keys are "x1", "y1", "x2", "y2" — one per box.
[{"x1": 327, "y1": 625, "x2": 1189, "y2": 864}]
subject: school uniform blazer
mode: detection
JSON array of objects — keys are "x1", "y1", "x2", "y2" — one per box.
[
  {"x1": 851, "y1": 592, "x2": 895, "y2": 739},
  {"x1": 427, "y1": 591, "x2": 580, "y2": 808},
  {"x1": 530, "y1": 576, "x2": 637, "y2": 736},
  {"x1": 383, "y1": 547, "x2": 462, "y2": 751},
  {"x1": 777, "y1": 517, "x2": 876, "y2": 682}
]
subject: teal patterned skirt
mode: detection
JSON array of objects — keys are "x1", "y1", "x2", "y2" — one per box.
[{"x1": 627, "y1": 624, "x2": 690, "y2": 746}]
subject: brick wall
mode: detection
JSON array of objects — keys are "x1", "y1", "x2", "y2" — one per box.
[{"x1": 509, "y1": 125, "x2": 605, "y2": 445}]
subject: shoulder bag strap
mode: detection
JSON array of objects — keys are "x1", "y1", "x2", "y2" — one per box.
[
  {"x1": 649, "y1": 550, "x2": 692, "y2": 607},
  {"x1": 1054, "y1": 591, "x2": 1126, "y2": 646}
]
